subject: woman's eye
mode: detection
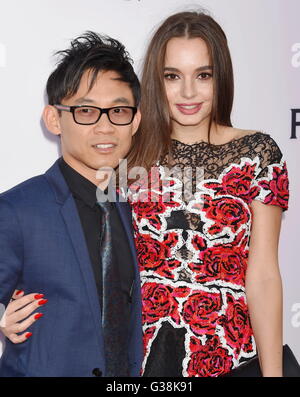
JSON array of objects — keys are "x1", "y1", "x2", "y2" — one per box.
[
  {"x1": 164, "y1": 73, "x2": 179, "y2": 80},
  {"x1": 198, "y1": 72, "x2": 212, "y2": 80}
]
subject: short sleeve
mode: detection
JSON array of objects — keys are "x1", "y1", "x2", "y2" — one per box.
[{"x1": 250, "y1": 135, "x2": 289, "y2": 211}]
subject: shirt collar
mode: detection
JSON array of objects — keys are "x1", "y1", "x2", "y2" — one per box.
[{"x1": 58, "y1": 157, "x2": 99, "y2": 209}]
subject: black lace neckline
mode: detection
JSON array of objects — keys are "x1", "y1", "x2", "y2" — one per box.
[
  {"x1": 171, "y1": 131, "x2": 264, "y2": 148},
  {"x1": 159, "y1": 130, "x2": 282, "y2": 204},
  {"x1": 160, "y1": 130, "x2": 281, "y2": 180}
]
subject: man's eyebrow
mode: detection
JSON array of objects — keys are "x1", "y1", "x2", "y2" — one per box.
[
  {"x1": 73, "y1": 97, "x2": 95, "y2": 104},
  {"x1": 111, "y1": 97, "x2": 130, "y2": 105},
  {"x1": 164, "y1": 65, "x2": 213, "y2": 72},
  {"x1": 73, "y1": 97, "x2": 131, "y2": 105}
]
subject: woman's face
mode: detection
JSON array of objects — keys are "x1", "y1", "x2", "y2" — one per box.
[{"x1": 163, "y1": 37, "x2": 213, "y2": 131}]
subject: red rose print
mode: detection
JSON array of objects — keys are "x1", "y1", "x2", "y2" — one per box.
[
  {"x1": 142, "y1": 283, "x2": 173, "y2": 324},
  {"x1": 187, "y1": 335, "x2": 233, "y2": 377},
  {"x1": 135, "y1": 232, "x2": 181, "y2": 279},
  {"x1": 132, "y1": 199, "x2": 165, "y2": 230},
  {"x1": 218, "y1": 293, "x2": 254, "y2": 358},
  {"x1": 131, "y1": 189, "x2": 180, "y2": 230},
  {"x1": 202, "y1": 194, "x2": 249, "y2": 235},
  {"x1": 258, "y1": 162, "x2": 289, "y2": 210},
  {"x1": 182, "y1": 291, "x2": 222, "y2": 335},
  {"x1": 193, "y1": 246, "x2": 247, "y2": 286},
  {"x1": 204, "y1": 162, "x2": 259, "y2": 203},
  {"x1": 189, "y1": 229, "x2": 248, "y2": 286},
  {"x1": 142, "y1": 283, "x2": 190, "y2": 326},
  {"x1": 130, "y1": 152, "x2": 266, "y2": 376}
]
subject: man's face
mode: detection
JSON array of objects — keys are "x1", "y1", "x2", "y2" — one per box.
[{"x1": 46, "y1": 69, "x2": 140, "y2": 185}]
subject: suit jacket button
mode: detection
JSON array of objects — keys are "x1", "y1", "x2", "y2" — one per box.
[{"x1": 92, "y1": 368, "x2": 102, "y2": 377}]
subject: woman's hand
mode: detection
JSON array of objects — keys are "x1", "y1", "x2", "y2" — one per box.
[{"x1": 0, "y1": 290, "x2": 47, "y2": 344}]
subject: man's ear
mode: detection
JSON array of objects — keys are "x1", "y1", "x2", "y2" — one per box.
[
  {"x1": 42, "y1": 105, "x2": 62, "y2": 136},
  {"x1": 131, "y1": 108, "x2": 141, "y2": 136}
]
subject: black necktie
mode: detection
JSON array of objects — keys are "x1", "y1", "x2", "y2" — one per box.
[{"x1": 97, "y1": 200, "x2": 129, "y2": 377}]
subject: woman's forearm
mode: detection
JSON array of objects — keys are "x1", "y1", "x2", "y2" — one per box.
[{"x1": 246, "y1": 273, "x2": 283, "y2": 377}]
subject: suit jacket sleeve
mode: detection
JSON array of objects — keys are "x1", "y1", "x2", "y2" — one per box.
[{"x1": 0, "y1": 197, "x2": 23, "y2": 306}]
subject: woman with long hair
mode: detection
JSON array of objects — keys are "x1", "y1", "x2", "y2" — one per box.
[
  {"x1": 2, "y1": 11, "x2": 289, "y2": 377},
  {"x1": 127, "y1": 11, "x2": 289, "y2": 377}
]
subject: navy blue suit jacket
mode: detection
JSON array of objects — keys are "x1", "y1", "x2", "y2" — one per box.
[{"x1": 0, "y1": 160, "x2": 143, "y2": 377}]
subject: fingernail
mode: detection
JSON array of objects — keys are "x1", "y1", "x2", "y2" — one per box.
[
  {"x1": 38, "y1": 299, "x2": 48, "y2": 305},
  {"x1": 34, "y1": 294, "x2": 44, "y2": 300},
  {"x1": 16, "y1": 290, "x2": 24, "y2": 295},
  {"x1": 34, "y1": 313, "x2": 44, "y2": 320},
  {"x1": 25, "y1": 332, "x2": 32, "y2": 339}
]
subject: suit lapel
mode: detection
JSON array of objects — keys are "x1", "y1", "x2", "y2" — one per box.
[
  {"x1": 45, "y1": 160, "x2": 104, "y2": 345},
  {"x1": 60, "y1": 196, "x2": 102, "y2": 315}
]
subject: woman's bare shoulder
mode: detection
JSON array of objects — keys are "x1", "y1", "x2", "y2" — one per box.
[
  {"x1": 225, "y1": 127, "x2": 258, "y2": 140},
  {"x1": 214, "y1": 126, "x2": 259, "y2": 145}
]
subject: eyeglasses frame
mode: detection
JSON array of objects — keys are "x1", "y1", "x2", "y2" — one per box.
[{"x1": 54, "y1": 104, "x2": 138, "y2": 126}]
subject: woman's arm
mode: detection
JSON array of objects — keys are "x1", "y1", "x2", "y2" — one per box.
[
  {"x1": 0, "y1": 290, "x2": 46, "y2": 343},
  {"x1": 246, "y1": 200, "x2": 283, "y2": 377}
]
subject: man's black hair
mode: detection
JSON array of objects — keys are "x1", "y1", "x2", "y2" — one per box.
[{"x1": 46, "y1": 31, "x2": 140, "y2": 106}]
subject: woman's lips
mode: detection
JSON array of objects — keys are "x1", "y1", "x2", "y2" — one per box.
[{"x1": 176, "y1": 103, "x2": 203, "y2": 115}]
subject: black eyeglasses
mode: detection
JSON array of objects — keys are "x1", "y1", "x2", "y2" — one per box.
[{"x1": 54, "y1": 104, "x2": 137, "y2": 126}]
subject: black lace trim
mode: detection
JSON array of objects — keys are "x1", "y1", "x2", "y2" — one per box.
[{"x1": 160, "y1": 131, "x2": 283, "y2": 181}]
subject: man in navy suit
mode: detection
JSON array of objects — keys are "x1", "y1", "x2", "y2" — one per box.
[{"x1": 0, "y1": 32, "x2": 142, "y2": 377}]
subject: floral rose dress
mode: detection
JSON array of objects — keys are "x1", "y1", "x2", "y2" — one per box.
[{"x1": 128, "y1": 132, "x2": 289, "y2": 377}]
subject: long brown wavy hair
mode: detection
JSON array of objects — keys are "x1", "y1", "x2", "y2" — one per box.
[{"x1": 127, "y1": 11, "x2": 234, "y2": 172}]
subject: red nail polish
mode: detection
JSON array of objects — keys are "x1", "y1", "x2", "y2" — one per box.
[
  {"x1": 38, "y1": 299, "x2": 48, "y2": 305},
  {"x1": 34, "y1": 294, "x2": 44, "y2": 300},
  {"x1": 34, "y1": 313, "x2": 44, "y2": 319},
  {"x1": 25, "y1": 332, "x2": 32, "y2": 339},
  {"x1": 16, "y1": 290, "x2": 24, "y2": 295}
]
